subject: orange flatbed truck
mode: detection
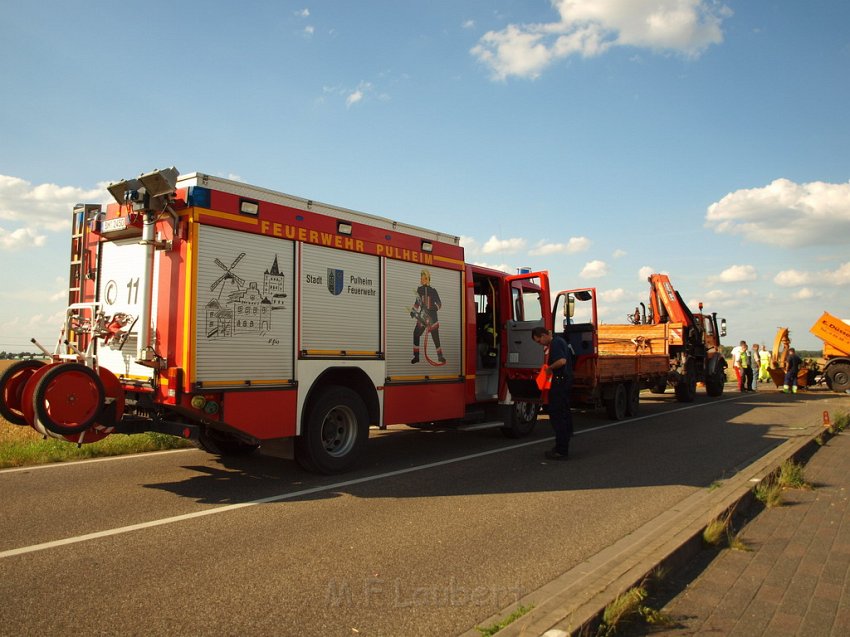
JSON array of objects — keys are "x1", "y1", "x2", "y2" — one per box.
[{"x1": 551, "y1": 287, "x2": 673, "y2": 420}]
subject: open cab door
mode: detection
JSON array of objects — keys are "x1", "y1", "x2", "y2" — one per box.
[
  {"x1": 552, "y1": 288, "x2": 599, "y2": 388},
  {"x1": 501, "y1": 270, "x2": 551, "y2": 402}
]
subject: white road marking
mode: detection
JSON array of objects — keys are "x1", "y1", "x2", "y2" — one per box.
[
  {"x1": 0, "y1": 394, "x2": 749, "y2": 559},
  {"x1": 0, "y1": 448, "x2": 198, "y2": 474}
]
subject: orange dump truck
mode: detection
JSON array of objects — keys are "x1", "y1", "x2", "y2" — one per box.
[{"x1": 810, "y1": 311, "x2": 850, "y2": 393}]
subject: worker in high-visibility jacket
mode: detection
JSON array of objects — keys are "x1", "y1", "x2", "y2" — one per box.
[
  {"x1": 758, "y1": 345, "x2": 771, "y2": 383},
  {"x1": 735, "y1": 341, "x2": 753, "y2": 392}
]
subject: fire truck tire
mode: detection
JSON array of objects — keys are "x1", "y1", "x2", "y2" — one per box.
[
  {"x1": 501, "y1": 401, "x2": 539, "y2": 438},
  {"x1": 196, "y1": 428, "x2": 260, "y2": 456},
  {"x1": 296, "y1": 386, "x2": 368, "y2": 474},
  {"x1": 604, "y1": 383, "x2": 627, "y2": 421},
  {"x1": 826, "y1": 363, "x2": 850, "y2": 393},
  {"x1": 625, "y1": 382, "x2": 640, "y2": 417},
  {"x1": 0, "y1": 359, "x2": 46, "y2": 425},
  {"x1": 33, "y1": 363, "x2": 105, "y2": 435}
]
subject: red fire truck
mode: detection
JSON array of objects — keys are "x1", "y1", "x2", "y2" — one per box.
[{"x1": 0, "y1": 169, "x2": 552, "y2": 473}]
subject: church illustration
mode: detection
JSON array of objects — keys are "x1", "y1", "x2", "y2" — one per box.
[{"x1": 205, "y1": 254, "x2": 287, "y2": 340}]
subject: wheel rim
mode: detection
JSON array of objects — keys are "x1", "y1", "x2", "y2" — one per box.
[
  {"x1": 515, "y1": 401, "x2": 536, "y2": 424},
  {"x1": 831, "y1": 367, "x2": 850, "y2": 390},
  {"x1": 320, "y1": 405, "x2": 358, "y2": 457}
]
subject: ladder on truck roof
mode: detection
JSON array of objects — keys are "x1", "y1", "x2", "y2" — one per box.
[
  {"x1": 68, "y1": 204, "x2": 98, "y2": 305},
  {"x1": 67, "y1": 204, "x2": 101, "y2": 353}
]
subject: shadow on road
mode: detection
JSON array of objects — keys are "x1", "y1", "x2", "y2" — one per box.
[{"x1": 143, "y1": 388, "x2": 839, "y2": 506}]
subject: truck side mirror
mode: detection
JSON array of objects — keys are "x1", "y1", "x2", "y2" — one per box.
[
  {"x1": 567, "y1": 296, "x2": 575, "y2": 319},
  {"x1": 720, "y1": 318, "x2": 727, "y2": 337}
]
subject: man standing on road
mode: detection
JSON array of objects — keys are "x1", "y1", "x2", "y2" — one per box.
[
  {"x1": 532, "y1": 327, "x2": 573, "y2": 461},
  {"x1": 751, "y1": 343, "x2": 762, "y2": 391},
  {"x1": 731, "y1": 341, "x2": 743, "y2": 390},
  {"x1": 784, "y1": 347, "x2": 804, "y2": 394},
  {"x1": 736, "y1": 341, "x2": 753, "y2": 392}
]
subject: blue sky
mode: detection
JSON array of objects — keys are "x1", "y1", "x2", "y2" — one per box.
[{"x1": 1, "y1": 0, "x2": 848, "y2": 352}]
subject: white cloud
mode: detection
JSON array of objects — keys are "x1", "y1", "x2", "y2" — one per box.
[
  {"x1": 612, "y1": 248, "x2": 627, "y2": 258},
  {"x1": 638, "y1": 265, "x2": 654, "y2": 280},
  {"x1": 793, "y1": 288, "x2": 818, "y2": 300},
  {"x1": 0, "y1": 226, "x2": 47, "y2": 250},
  {"x1": 295, "y1": 9, "x2": 310, "y2": 18},
  {"x1": 599, "y1": 287, "x2": 625, "y2": 302},
  {"x1": 459, "y1": 235, "x2": 480, "y2": 255},
  {"x1": 774, "y1": 262, "x2": 850, "y2": 287},
  {"x1": 471, "y1": 0, "x2": 730, "y2": 80},
  {"x1": 346, "y1": 90, "x2": 364, "y2": 107},
  {"x1": 482, "y1": 235, "x2": 527, "y2": 254},
  {"x1": 773, "y1": 269, "x2": 811, "y2": 287},
  {"x1": 0, "y1": 175, "x2": 106, "y2": 251},
  {"x1": 580, "y1": 259, "x2": 608, "y2": 278},
  {"x1": 528, "y1": 235, "x2": 590, "y2": 255},
  {"x1": 344, "y1": 81, "x2": 375, "y2": 108},
  {"x1": 463, "y1": 19, "x2": 476, "y2": 29},
  {"x1": 471, "y1": 261, "x2": 514, "y2": 274},
  {"x1": 705, "y1": 178, "x2": 850, "y2": 247},
  {"x1": 709, "y1": 264, "x2": 757, "y2": 284},
  {"x1": 304, "y1": 25, "x2": 315, "y2": 36}
]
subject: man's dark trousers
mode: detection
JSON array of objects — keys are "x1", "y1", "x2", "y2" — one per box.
[{"x1": 548, "y1": 375, "x2": 573, "y2": 455}]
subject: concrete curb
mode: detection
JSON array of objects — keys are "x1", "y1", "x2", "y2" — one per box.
[{"x1": 463, "y1": 420, "x2": 827, "y2": 637}]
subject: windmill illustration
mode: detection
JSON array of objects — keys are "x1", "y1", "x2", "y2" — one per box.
[{"x1": 210, "y1": 253, "x2": 247, "y2": 300}]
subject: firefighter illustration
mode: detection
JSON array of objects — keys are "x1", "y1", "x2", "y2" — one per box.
[{"x1": 409, "y1": 269, "x2": 446, "y2": 365}]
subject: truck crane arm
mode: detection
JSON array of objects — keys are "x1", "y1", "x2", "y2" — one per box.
[{"x1": 647, "y1": 274, "x2": 695, "y2": 327}]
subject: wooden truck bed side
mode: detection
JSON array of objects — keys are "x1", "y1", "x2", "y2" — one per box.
[
  {"x1": 597, "y1": 322, "x2": 676, "y2": 356},
  {"x1": 572, "y1": 322, "x2": 671, "y2": 388},
  {"x1": 596, "y1": 323, "x2": 671, "y2": 381}
]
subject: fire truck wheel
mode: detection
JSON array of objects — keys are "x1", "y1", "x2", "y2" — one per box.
[
  {"x1": 604, "y1": 383, "x2": 627, "y2": 421},
  {"x1": 0, "y1": 359, "x2": 46, "y2": 425},
  {"x1": 501, "y1": 401, "x2": 538, "y2": 438},
  {"x1": 624, "y1": 382, "x2": 640, "y2": 417},
  {"x1": 826, "y1": 363, "x2": 850, "y2": 392},
  {"x1": 296, "y1": 386, "x2": 368, "y2": 474},
  {"x1": 33, "y1": 363, "x2": 105, "y2": 435},
  {"x1": 196, "y1": 428, "x2": 260, "y2": 456}
]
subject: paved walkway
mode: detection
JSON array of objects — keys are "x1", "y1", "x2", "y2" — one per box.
[{"x1": 644, "y1": 429, "x2": 850, "y2": 636}]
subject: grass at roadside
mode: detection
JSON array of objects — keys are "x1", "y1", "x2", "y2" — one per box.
[
  {"x1": 0, "y1": 359, "x2": 193, "y2": 468},
  {"x1": 0, "y1": 420, "x2": 193, "y2": 469}
]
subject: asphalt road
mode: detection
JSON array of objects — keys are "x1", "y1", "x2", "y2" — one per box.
[{"x1": 0, "y1": 385, "x2": 844, "y2": 636}]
